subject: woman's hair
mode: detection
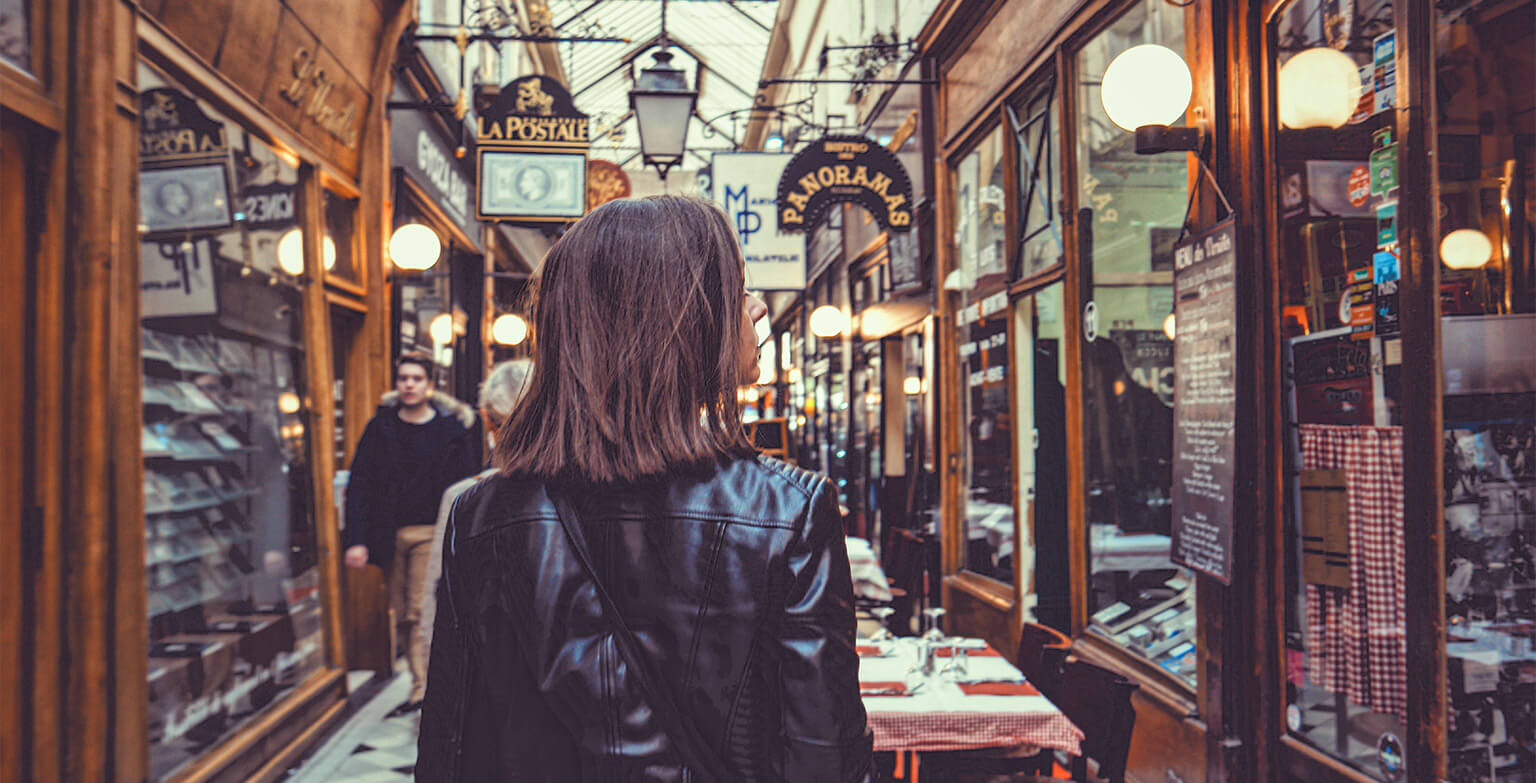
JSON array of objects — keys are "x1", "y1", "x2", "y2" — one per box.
[
  {"x1": 495, "y1": 195, "x2": 756, "y2": 483},
  {"x1": 478, "y1": 358, "x2": 532, "y2": 430}
]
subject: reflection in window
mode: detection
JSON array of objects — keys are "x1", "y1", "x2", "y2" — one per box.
[
  {"x1": 1075, "y1": 0, "x2": 1196, "y2": 686},
  {"x1": 953, "y1": 126, "x2": 1013, "y2": 584},
  {"x1": 1020, "y1": 283, "x2": 1070, "y2": 628},
  {"x1": 138, "y1": 63, "x2": 325, "y2": 780},
  {"x1": 1009, "y1": 78, "x2": 1062, "y2": 279},
  {"x1": 0, "y1": 0, "x2": 29, "y2": 74},
  {"x1": 323, "y1": 192, "x2": 359, "y2": 284},
  {"x1": 1434, "y1": 3, "x2": 1536, "y2": 779}
]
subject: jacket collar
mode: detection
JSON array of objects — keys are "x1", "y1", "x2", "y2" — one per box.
[{"x1": 378, "y1": 390, "x2": 478, "y2": 429}]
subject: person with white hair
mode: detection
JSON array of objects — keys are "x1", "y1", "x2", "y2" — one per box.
[{"x1": 398, "y1": 358, "x2": 532, "y2": 713}]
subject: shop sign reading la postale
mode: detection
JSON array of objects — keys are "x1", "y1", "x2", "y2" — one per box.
[
  {"x1": 475, "y1": 75, "x2": 591, "y2": 222},
  {"x1": 776, "y1": 135, "x2": 914, "y2": 233}
]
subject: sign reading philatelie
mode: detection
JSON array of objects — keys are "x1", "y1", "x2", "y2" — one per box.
[
  {"x1": 1170, "y1": 219, "x2": 1239, "y2": 584},
  {"x1": 475, "y1": 75, "x2": 590, "y2": 223},
  {"x1": 776, "y1": 135, "x2": 914, "y2": 234},
  {"x1": 711, "y1": 153, "x2": 806, "y2": 290}
]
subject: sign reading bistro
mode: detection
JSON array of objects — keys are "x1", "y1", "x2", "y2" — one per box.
[
  {"x1": 776, "y1": 135, "x2": 914, "y2": 233},
  {"x1": 475, "y1": 75, "x2": 590, "y2": 222}
]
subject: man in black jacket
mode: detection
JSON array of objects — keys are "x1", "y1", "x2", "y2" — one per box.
[{"x1": 342, "y1": 352, "x2": 478, "y2": 711}]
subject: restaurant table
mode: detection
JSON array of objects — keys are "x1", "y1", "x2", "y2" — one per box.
[
  {"x1": 858, "y1": 638, "x2": 1084, "y2": 756},
  {"x1": 846, "y1": 536, "x2": 893, "y2": 602}
]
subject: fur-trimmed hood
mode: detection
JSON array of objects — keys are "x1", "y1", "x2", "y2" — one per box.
[{"x1": 378, "y1": 390, "x2": 478, "y2": 429}]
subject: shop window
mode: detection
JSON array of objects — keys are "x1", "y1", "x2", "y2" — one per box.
[
  {"x1": 1433, "y1": 3, "x2": 1536, "y2": 779},
  {"x1": 1269, "y1": 0, "x2": 1410, "y2": 772},
  {"x1": 1008, "y1": 77, "x2": 1062, "y2": 279},
  {"x1": 1018, "y1": 283, "x2": 1069, "y2": 627},
  {"x1": 323, "y1": 191, "x2": 361, "y2": 287},
  {"x1": 952, "y1": 126, "x2": 1014, "y2": 584},
  {"x1": 0, "y1": 0, "x2": 31, "y2": 74},
  {"x1": 138, "y1": 64, "x2": 326, "y2": 779},
  {"x1": 1074, "y1": 0, "x2": 1196, "y2": 686}
]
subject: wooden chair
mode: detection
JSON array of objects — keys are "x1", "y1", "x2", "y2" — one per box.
[
  {"x1": 919, "y1": 658, "x2": 1139, "y2": 783},
  {"x1": 1016, "y1": 622, "x2": 1074, "y2": 699},
  {"x1": 857, "y1": 526, "x2": 930, "y2": 636}
]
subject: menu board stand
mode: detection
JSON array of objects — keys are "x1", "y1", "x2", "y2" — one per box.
[{"x1": 1170, "y1": 219, "x2": 1239, "y2": 584}]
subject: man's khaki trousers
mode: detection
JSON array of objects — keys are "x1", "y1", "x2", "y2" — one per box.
[{"x1": 391, "y1": 524, "x2": 436, "y2": 703}]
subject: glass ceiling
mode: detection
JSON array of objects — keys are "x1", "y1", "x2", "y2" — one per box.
[{"x1": 546, "y1": 0, "x2": 779, "y2": 171}]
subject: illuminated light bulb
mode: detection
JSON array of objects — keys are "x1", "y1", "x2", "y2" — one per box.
[
  {"x1": 1163, "y1": 312, "x2": 1177, "y2": 340},
  {"x1": 276, "y1": 230, "x2": 337, "y2": 274},
  {"x1": 430, "y1": 313, "x2": 455, "y2": 345},
  {"x1": 390, "y1": 223, "x2": 442, "y2": 271},
  {"x1": 1440, "y1": 229, "x2": 1493, "y2": 270},
  {"x1": 277, "y1": 229, "x2": 304, "y2": 275},
  {"x1": 1278, "y1": 47, "x2": 1362, "y2": 129},
  {"x1": 278, "y1": 391, "x2": 301, "y2": 414},
  {"x1": 787, "y1": 367, "x2": 803, "y2": 384},
  {"x1": 491, "y1": 313, "x2": 529, "y2": 346},
  {"x1": 809, "y1": 305, "x2": 848, "y2": 338},
  {"x1": 904, "y1": 376, "x2": 923, "y2": 395},
  {"x1": 1100, "y1": 44, "x2": 1193, "y2": 132}
]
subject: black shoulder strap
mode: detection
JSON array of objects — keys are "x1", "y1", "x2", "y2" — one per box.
[{"x1": 548, "y1": 492, "x2": 735, "y2": 783}]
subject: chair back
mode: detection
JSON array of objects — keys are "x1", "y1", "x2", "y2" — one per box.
[
  {"x1": 884, "y1": 527, "x2": 928, "y2": 599},
  {"x1": 1016, "y1": 621, "x2": 1074, "y2": 695},
  {"x1": 1054, "y1": 659, "x2": 1139, "y2": 783}
]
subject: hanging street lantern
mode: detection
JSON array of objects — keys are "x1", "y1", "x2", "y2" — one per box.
[{"x1": 629, "y1": 49, "x2": 697, "y2": 181}]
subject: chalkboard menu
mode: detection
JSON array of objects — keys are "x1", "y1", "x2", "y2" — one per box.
[{"x1": 1170, "y1": 219, "x2": 1238, "y2": 584}]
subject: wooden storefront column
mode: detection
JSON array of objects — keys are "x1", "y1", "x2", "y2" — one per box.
[
  {"x1": 60, "y1": 0, "x2": 145, "y2": 780},
  {"x1": 1397, "y1": 0, "x2": 1448, "y2": 777}
]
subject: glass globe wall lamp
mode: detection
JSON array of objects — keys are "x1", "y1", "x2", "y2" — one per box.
[
  {"x1": 491, "y1": 313, "x2": 529, "y2": 346},
  {"x1": 629, "y1": 50, "x2": 697, "y2": 181},
  {"x1": 390, "y1": 223, "x2": 443, "y2": 272},
  {"x1": 1278, "y1": 47, "x2": 1362, "y2": 129},
  {"x1": 1100, "y1": 44, "x2": 1202, "y2": 155},
  {"x1": 809, "y1": 305, "x2": 849, "y2": 338},
  {"x1": 430, "y1": 312, "x2": 456, "y2": 345},
  {"x1": 277, "y1": 229, "x2": 337, "y2": 276},
  {"x1": 1440, "y1": 229, "x2": 1494, "y2": 270}
]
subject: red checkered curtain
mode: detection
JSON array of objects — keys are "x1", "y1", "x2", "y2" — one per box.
[{"x1": 1300, "y1": 424, "x2": 1406, "y2": 720}]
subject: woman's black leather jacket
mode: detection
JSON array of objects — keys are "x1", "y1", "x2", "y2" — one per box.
[{"x1": 417, "y1": 456, "x2": 874, "y2": 782}]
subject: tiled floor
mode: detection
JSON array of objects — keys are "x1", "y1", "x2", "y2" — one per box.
[{"x1": 286, "y1": 670, "x2": 420, "y2": 783}]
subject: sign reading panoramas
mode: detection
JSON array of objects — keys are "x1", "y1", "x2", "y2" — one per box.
[
  {"x1": 476, "y1": 75, "x2": 589, "y2": 222},
  {"x1": 776, "y1": 135, "x2": 914, "y2": 234},
  {"x1": 711, "y1": 153, "x2": 805, "y2": 290}
]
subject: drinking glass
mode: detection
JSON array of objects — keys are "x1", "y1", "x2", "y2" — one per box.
[
  {"x1": 921, "y1": 607, "x2": 948, "y2": 644},
  {"x1": 940, "y1": 646, "x2": 969, "y2": 681},
  {"x1": 868, "y1": 606, "x2": 896, "y2": 643}
]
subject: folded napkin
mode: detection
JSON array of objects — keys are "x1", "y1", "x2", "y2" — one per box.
[
  {"x1": 958, "y1": 681, "x2": 1040, "y2": 697},
  {"x1": 859, "y1": 681, "x2": 911, "y2": 696},
  {"x1": 936, "y1": 646, "x2": 1001, "y2": 658}
]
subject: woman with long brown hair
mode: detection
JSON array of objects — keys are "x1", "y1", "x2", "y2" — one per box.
[{"x1": 417, "y1": 196, "x2": 872, "y2": 782}]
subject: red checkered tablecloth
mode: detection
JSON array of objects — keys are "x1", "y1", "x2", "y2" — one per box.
[
  {"x1": 1300, "y1": 424, "x2": 1406, "y2": 720},
  {"x1": 859, "y1": 642, "x2": 1084, "y2": 755}
]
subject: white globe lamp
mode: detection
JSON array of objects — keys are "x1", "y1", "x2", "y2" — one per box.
[
  {"x1": 390, "y1": 223, "x2": 443, "y2": 272},
  {"x1": 1279, "y1": 48, "x2": 1361, "y2": 129},
  {"x1": 276, "y1": 229, "x2": 337, "y2": 275},
  {"x1": 1440, "y1": 229, "x2": 1493, "y2": 270},
  {"x1": 430, "y1": 313, "x2": 455, "y2": 345},
  {"x1": 491, "y1": 313, "x2": 529, "y2": 346},
  {"x1": 809, "y1": 305, "x2": 848, "y2": 339},
  {"x1": 1100, "y1": 44, "x2": 1193, "y2": 132}
]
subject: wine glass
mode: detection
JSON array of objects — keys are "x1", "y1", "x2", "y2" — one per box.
[
  {"x1": 868, "y1": 606, "x2": 896, "y2": 643},
  {"x1": 921, "y1": 607, "x2": 948, "y2": 644},
  {"x1": 940, "y1": 646, "x2": 969, "y2": 681}
]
